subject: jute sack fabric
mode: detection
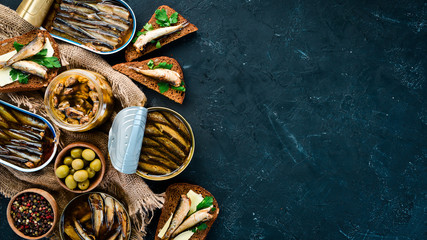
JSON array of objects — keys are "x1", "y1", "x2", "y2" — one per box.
[{"x1": 0, "y1": 4, "x2": 164, "y2": 239}]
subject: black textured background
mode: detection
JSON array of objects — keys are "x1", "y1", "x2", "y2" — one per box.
[{"x1": 1, "y1": 0, "x2": 426, "y2": 239}]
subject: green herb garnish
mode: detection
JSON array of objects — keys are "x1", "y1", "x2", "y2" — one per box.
[
  {"x1": 155, "y1": 41, "x2": 162, "y2": 48},
  {"x1": 9, "y1": 69, "x2": 29, "y2": 84},
  {"x1": 158, "y1": 82, "x2": 170, "y2": 93},
  {"x1": 147, "y1": 60, "x2": 154, "y2": 69},
  {"x1": 13, "y1": 42, "x2": 24, "y2": 52},
  {"x1": 35, "y1": 49, "x2": 48, "y2": 56},
  {"x1": 196, "y1": 196, "x2": 213, "y2": 211},
  {"x1": 29, "y1": 56, "x2": 61, "y2": 69},
  {"x1": 144, "y1": 23, "x2": 153, "y2": 31},
  {"x1": 169, "y1": 12, "x2": 179, "y2": 24},
  {"x1": 147, "y1": 61, "x2": 173, "y2": 70},
  {"x1": 157, "y1": 82, "x2": 186, "y2": 94},
  {"x1": 171, "y1": 84, "x2": 186, "y2": 92},
  {"x1": 155, "y1": 9, "x2": 169, "y2": 26},
  {"x1": 155, "y1": 62, "x2": 173, "y2": 70},
  {"x1": 155, "y1": 9, "x2": 179, "y2": 27},
  {"x1": 192, "y1": 223, "x2": 208, "y2": 233}
]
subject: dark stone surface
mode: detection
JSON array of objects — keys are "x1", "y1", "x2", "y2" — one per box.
[{"x1": 1, "y1": 0, "x2": 426, "y2": 239}]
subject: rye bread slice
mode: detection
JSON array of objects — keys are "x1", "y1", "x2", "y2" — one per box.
[
  {"x1": 125, "y1": 5, "x2": 198, "y2": 62},
  {"x1": 112, "y1": 56, "x2": 186, "y2": 104},
  {"x1": 0, "y1": 29, "x2": 60, "y2": 93},
  {"x1": 155, "y1": 183, "x2": 220, "y2": 240}
]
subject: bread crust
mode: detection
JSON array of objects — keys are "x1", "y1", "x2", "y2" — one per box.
[
  {"x1": 154, "y1": 183, "x2": 220, "y2": 240},
  {"x1": 125, "y1": 5, "x2": 198, "y2": 62},
  {"x1": 0, "y1": 29, "x2": 60, "y2": 93},
  {"x1": 112, "y1": 56, "x2": 186, "y2": 104}
]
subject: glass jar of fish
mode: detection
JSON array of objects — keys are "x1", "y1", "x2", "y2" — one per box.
[{"x1": 44, "y1": 69, "x2": 113, "y2": 132}]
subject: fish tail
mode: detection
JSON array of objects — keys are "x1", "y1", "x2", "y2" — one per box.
[{"x1": 180, "y1": 21, "x2": 189, "y2": 28}]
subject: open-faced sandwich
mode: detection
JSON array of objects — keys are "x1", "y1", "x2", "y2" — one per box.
[
  {"x1": 0, "y1": 30, "x2": 61, "y2": 92},
  {"x1": 125, "y1": 5, "x2": 198, "y2": 62},
  {"x1": 156, "y1": 183, "x2": 219, "y2": 240},
  {"x1": 113, "y1": 56, "x2": 186, "y2": 104}
]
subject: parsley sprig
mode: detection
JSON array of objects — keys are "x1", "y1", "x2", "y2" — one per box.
[
  {"x1": 147, "y1": 60, "x2": 173, "y2": 70},
  {"x1": 10, "y1": 68, "x2": 29, "y2": 84},
  {"x1": 146, "y1": 60, "x2": 186, "y2": 93},
  {"x1": 155, "y1": 9, "x2": 178, "y2": 27},
  {"x1": 192, "y1": 223, "x2": 208, "y2": 233},
  {"x1": 196, "y1": 196, "x2": 214, "y2": 211}
]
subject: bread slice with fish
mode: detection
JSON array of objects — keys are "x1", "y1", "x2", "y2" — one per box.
[
  {"x1": 125, "y1": 5, "x2": 198, "y2": 62},
  {"x1": 112, "y1": 56, "x2": 186, "y2": 104},
  {"x1": 0, "y1": 29, "x2": 60, "y2": 93},
  {"x1": 155, "y1": 183, "x2": 219, "y2": 240}
]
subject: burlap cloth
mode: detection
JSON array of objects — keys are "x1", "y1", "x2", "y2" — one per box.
[{"x1": 0, "y1": 4, "x2": 164, "y2": 240}]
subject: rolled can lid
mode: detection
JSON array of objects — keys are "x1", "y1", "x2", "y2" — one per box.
[{"x1": 108, "y1": 106, "x2": 147, "y2": 174}]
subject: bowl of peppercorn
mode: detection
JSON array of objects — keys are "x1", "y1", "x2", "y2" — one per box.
[{"x1": 7, "y1": 188, "x2": 58, "y2": 239}]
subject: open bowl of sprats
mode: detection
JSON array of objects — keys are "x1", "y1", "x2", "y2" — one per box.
[
  {"x1": 136, "y1": 107, "x2": 195, "y2": 181},
  {"x1": 43, "y1": 0, "x2": 137, "y2": 54},
  {"x1": 44, "y1": 69, "x2": 113, "y2": 132},
  {"x1": 7, "y1": 188, "x2": 58, "y2": 239},
  {"x1": 59, "y1": 192, "x2": 131, "y2": 240}
]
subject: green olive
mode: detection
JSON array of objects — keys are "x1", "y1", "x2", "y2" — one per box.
[
  {"x1": 70, "y1": 148, "x2": 83, "y2": 159},
  {"x1": 86, "y1": 167, "x2": 96, "y2": 179},
  {"x1": 82, "y1": 149, "x2": 96, "y2": 161},
  {"x1": 90, "y1": 159, "x2": 102, "y2": 172},
  {"x1": 55, "y1": 165, "x2": 69, "y2": 178},
  {"x1": 70, "y1": 169, "x2": 76, "y2": 175},
  {"x1": 73, "y1": 170, "x2": 89, "y2": 182},
  {"x1": 63, "y1": 156, "x2": 73, "y2": 166},
  {"x1": 65, "y1": 175, "x2": 77, "y2": 190},
  {"x1": 78, "y1": 179, "x2": 90, "y2": 190},
  {"x1": 71, "y1": 159, "x2": 84, "y2": 170}
]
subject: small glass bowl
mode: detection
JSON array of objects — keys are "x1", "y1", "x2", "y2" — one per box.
[{"x1": 44, "y1": 69, "x2": 113, "y2": 132}]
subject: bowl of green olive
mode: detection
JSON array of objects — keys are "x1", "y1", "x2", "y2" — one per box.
[{"x1": 54, "y1": 142, "x2": 105, "y2": 193}]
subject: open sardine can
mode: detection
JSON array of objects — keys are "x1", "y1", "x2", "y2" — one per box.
[
  {"x1": 16, "y1": 0, "x2": 137, "y2": 55},
  {"x1": 108, "y1": 106, "x2": 195, "y2": 180},
  {"x1": 0, "y1": 99, "x2": 58, "y2": 172}
]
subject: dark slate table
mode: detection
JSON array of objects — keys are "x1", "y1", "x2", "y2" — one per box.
[{"x1": 1, "y1": 0, "x2": 426, "y2": 239}]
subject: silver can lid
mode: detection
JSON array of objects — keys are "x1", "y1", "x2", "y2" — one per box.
[{"x1": 108, "y1": 106, "x2": 147, "y2": 174}]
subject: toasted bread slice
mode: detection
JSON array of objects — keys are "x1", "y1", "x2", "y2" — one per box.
[
  {"x1": 125, "y1": 5, "x2": 198, "y2": 62},
  {"x1": 0, "y1": 29, "x2": 60, "y2": 93},
  {"x1": 112, "y1": 57, "x2": 186, "y2": 104},
  {"x1": 155, "y1": 183, "x2": 220, "y2": 240}
]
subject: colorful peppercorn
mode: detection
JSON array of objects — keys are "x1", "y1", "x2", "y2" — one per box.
[{"x1": 10, "y1": 193, "x2": 53, "y2": 237}]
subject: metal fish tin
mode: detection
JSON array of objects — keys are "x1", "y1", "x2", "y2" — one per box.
[
  {"x1": 137, "y1": 107, "x2": 195, "y2": 181},
  {"x1": 108, "y1": 106, "x2": 195, "y2": 180},
  {"x1": 0, "y1": 99, "x2": 58, "y2": 172},
  {"x1": 16, "y1": 0, "x2": 137, "y2": 55}
]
